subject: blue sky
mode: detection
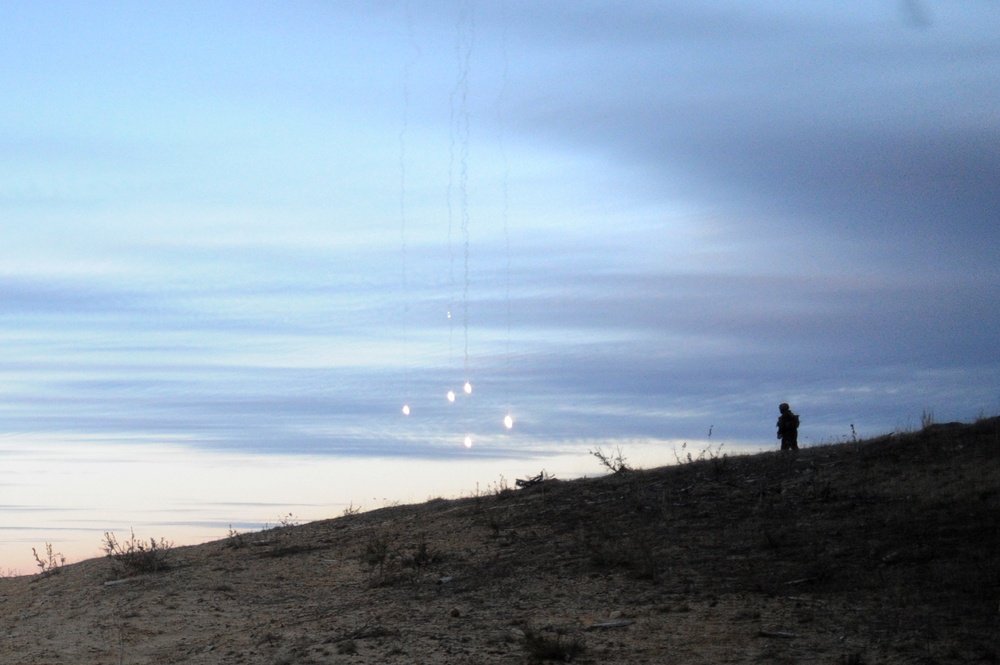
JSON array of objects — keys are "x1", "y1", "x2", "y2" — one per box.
[{"x1": 2, "y1": 0, "x2": 998, "y2": 468}]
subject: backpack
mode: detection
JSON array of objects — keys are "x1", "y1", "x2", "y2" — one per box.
[{"x1": 779, "y1": 412, "x2": 799, "y2": 433}]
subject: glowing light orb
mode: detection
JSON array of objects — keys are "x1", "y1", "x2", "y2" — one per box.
[
  {"x1": 504, "y1": 414, "x2": 514, "y2": 429},
  {"x1": 463, "y1": 436, "x2": 473, "y2": 448},
  {"x1": 446, "y1": 390, "x2": 456, "y2": 402},
  {"x1": 447, "y1": 311, "x2": 452, "y2": 319},
  {"x1": 402, "y1": 404, "x2": 410, "y2": 416},
  {"x1": 463, "y1": 381, "x2": 472, "y2": 394}
]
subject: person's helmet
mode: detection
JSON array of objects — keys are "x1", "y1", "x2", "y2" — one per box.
[{"x1": 779, "y1": 403, "x2": 790, "y2": 412}]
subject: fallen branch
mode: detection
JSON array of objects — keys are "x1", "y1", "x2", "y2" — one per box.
[
  {"x1": 585, "y1": 620, "x2": 635, "y2": 631},
  {"x1": 757, "y1": 630, "x2": 797, "y2": 639},
  {"x1": 784, "y1": 577, "x2": 815, "y2": 586},
  {"x1": 103, "y1": 578, "x2": 136, "y2": 587},
  {"x1": 516, "y1": 472, "x2": 549, "y2": 488}
]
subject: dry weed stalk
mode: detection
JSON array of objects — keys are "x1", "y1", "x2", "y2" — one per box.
[{"x1": 31, "y1": 542, "x2": 65, "y2": 577}]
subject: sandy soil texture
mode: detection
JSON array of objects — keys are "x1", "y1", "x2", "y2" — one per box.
[{"x1": 2, "y1": 418, "x2": 998, "y2": 664}]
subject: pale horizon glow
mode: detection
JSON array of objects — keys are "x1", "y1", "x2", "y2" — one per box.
[{"x1": 1, "y1": 434, "x2": 738, "y2": 573}]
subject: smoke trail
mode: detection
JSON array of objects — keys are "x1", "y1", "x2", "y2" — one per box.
[
  {"x1": 458, "y1": 1, "x2": 474, "y2": 384},
  {"x1": 448, "y1": 0, "x2": 474, "y2": 387},
  {"x1": 446, "y1": 17, "x2": 458, "y2": 368},
  {"x1": 498, "y1": 0, "x2": 513, "y2": 429},
  {"x1": 446, "y1": 0, "x2": 475, "y2": 446},
  {"x1": 399, "y1": 0, "x2": 419, "y2": 416}
]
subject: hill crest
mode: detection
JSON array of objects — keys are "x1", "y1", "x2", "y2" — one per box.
[{"x1": 2, "y1": 417, "x2": 998, "y2": 664}]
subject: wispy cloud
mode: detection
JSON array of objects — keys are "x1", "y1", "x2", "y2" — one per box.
[{"x1": 1, "y1": 1, "x2": 997, "y2": 461}]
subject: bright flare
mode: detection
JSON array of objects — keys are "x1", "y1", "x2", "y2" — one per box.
[
  {"x1": 463, "y1": 436, "x2": 473, "y2": 448},
  {"x1": 463, "y1": 381, "x2": 472, "y2": 394},
  {"x1": 446, "y1": 390, "x2": 456, "y2": 402},
  {"x1": 402, "y1": 404, "x2": 410, "y2": 416},
  {"x1": 504, "y1": 414, "x2": 514, "y2": 429}
]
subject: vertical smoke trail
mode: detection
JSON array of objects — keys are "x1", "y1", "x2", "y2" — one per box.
[
  {"x1": 458, "y1": 1, "x2": 474, "y2": 386},
  {"x1": 399, "y1": 0, "x2": 419, "y2": 416},
  {"x1": 447, "y1": 0, "x2": 474, "y2": 391},
  {"x1": 443, "y1": 0, "x2": 475, "y2": 445},
  {"x1": 446, "y1": 17, "x2": 458, "y2": 370},
  {"x1": 497, "y1": 0, "x2": 513, "y2": 429}
]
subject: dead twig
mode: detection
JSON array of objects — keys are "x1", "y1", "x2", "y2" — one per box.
[
  {"x1": 585, "y1": 620, "x2": 634, "y2": 631},
  {"x1": 784, "y1": 577, "x2": 815, "y2": 586}
]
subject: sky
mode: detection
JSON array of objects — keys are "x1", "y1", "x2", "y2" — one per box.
[{"x1": 1, "y1": 1, "x2": 999, "y2": 570}]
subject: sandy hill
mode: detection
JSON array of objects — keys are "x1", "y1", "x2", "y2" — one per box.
[{"x1": 2, "y1": 418, "x2": 998, "y2": 664}]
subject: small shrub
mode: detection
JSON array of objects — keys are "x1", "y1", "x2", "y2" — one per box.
[
  {"x1": 32, "y1": 543, "x2": 65, "y2": 577},
  {"x1": 522, "y1": 624, "x2": 584, "y2": 662},
  {"x1": 674, "y1": 440, "x2": 725, "y2": 465},
  {"x1": 225, "y1": 526, "x2": 247, "y2": 549},
  {"x1": 590, "y1": 446, "x2": 630, "y2": 474},
  {"x1": 360, "y1": 533, "x2": 404, "y2": 586},
  {"x1": 359, "y1": 534, "x2": 439, "y2": 586},
  {"x1": 710, "y1": 451, "x2": 729, "y2": 478},
  {"x1": 407, "y1": 539, "x2": 438, "y2": 569},
  {"x1": 491, "y1": 475, "x2": 511, "y2": 496},
  {"x1": 102, "y1": 529, "x2": 172, "y2": 576}
]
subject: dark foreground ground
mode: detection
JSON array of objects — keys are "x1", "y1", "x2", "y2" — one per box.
[{"x1": 2, "y1": 417, "x2": 998, "y2": 664}]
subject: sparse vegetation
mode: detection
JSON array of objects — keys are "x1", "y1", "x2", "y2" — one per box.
[
  {"x1": 361, "y1": 532, "x2": 394, "y2": 585},
  {"x1": 31, "y1": 543, "x2": 65, "y2": 577},
  {"x1": 521, "y1": 623, "x2": 585, "y2": 662},
  {"x1": 2, "y1": 415, "x2": 997, "y2": 664},
  {"x1": 277, "y1": 512, "x2": 298, "y2": 528},
  {"x1": 590, "y1": 445, "x2": 631, "y2": 474},
  {"x1": 225, "y1": 525, "x2": 248, "y2": 549},
  {"x1": 224, "y1": 513, "x2": 311, "y2": 551},
  {"x1": 359, "y1": 532, "x2": 441, "y2": 587},
  {"x1": 672, "y1": 440, "x2": 725, "y2": 465},
  {"x1": 490, "y1": 474, "x2": 511, "y2": 495},
  {"x1": 102, "y1": 529, "x2": 172, "y2": 576}
]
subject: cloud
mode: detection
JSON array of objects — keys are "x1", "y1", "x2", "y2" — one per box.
[
  {"x1": 481, "y1": 2, "x2": 1000, "y2": 264},
  {"x1": 0, "y1": 1, "x2": 996, "y2": 465}
]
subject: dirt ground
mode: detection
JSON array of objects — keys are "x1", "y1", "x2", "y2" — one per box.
[{"x1": 2, "y1": 417, "x2": 998, "y2": 664}]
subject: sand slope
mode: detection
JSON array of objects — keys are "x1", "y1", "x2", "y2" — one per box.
[{"x1": 2, "y1": 418, "x2": 998, "y2": 664}]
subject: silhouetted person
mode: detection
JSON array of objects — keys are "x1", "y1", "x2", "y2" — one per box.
[{"x1": 777, "y1": 403, "x2": 799, "y2": 451}]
